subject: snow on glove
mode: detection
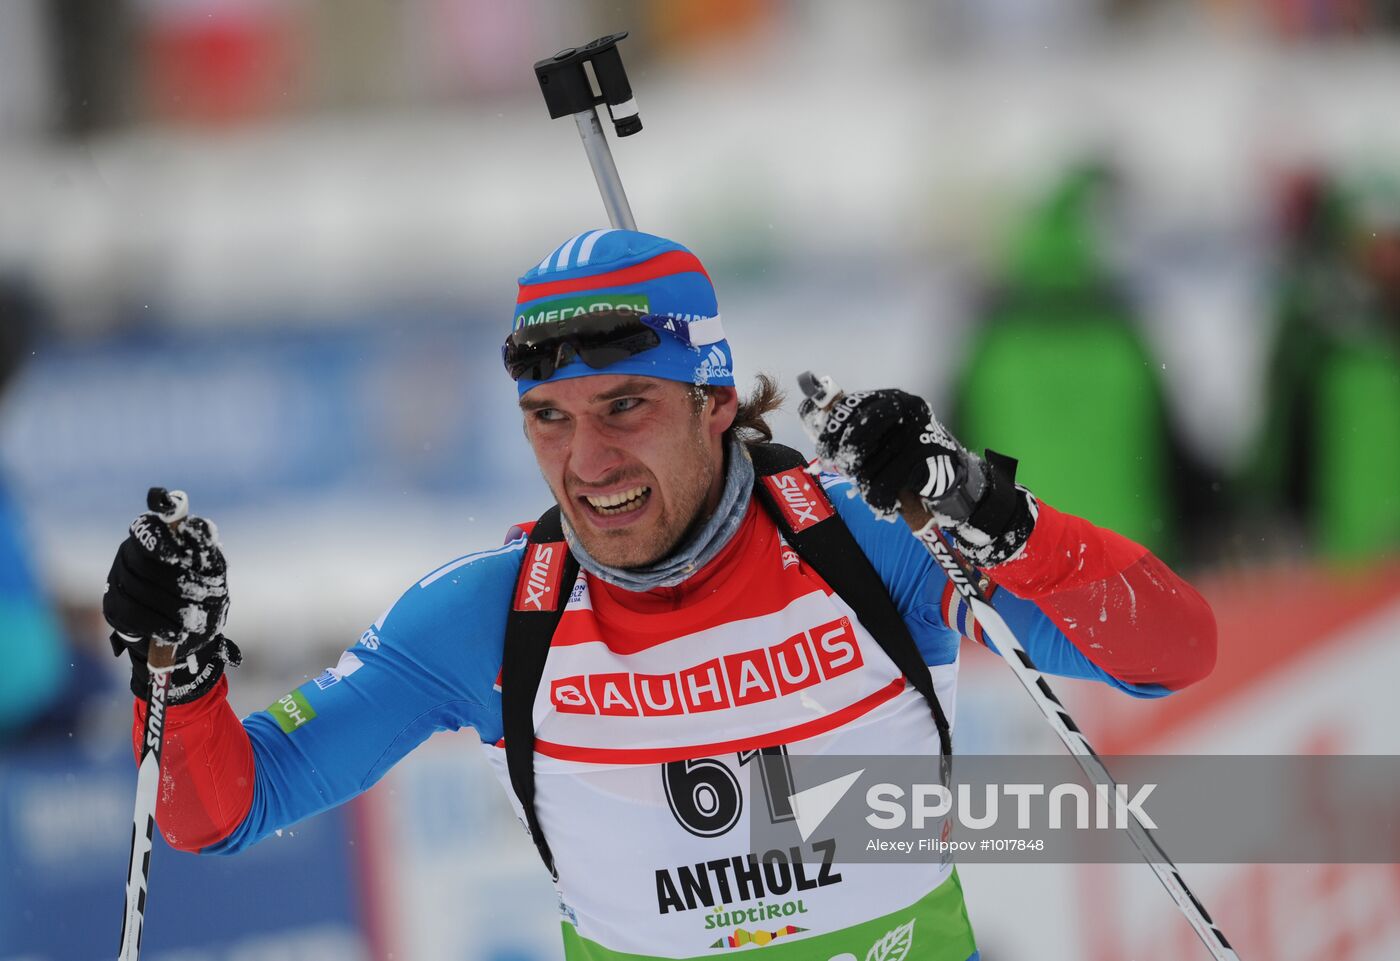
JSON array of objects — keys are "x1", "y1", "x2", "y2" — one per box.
[
  {"x1": 797, "y1": 376, "x2": 1037, "y2": 566},
  {"x1": 103, "y1": 488, "x2": 239, "y2": 704}
]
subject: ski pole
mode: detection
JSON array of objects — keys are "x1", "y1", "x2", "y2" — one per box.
[
  {"x1": 116, "y1": 487, "x2": 190, "y2": 961},
  {"x1": 534, "y1": 32, "x2": 642, "y2": 230},
  {"x1": 798, "y1": 373, "x2": 1241, "y2": 961}
]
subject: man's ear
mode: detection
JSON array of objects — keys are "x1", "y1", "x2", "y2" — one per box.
[{"x1": 707, "y1": 386, "x2": 739, "y2": 439}]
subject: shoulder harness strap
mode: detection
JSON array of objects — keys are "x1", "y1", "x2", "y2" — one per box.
[
  {"x1": 500, "y1": 505, "x2": 577, "y2": 880},
  {"x1": 748, "y1": 443, "x2": 953, "y2": 761}
]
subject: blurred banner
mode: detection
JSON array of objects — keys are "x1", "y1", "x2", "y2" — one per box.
[
  {"x1": 0, "y1": 743, "x2": 369, "y2": 960},
  {"x1": 359, "y1": 734, "x2": 563, "y2": 961},
  {"x1": 0, "y1": 316, "x2": 538, "y2": 521}
]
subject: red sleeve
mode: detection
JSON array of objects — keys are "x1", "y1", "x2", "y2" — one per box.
[
  {"x1": 131, "y1": 674, "x2": 254, "y2": 852},
  {"x1": 985, "y1": 500, "x2": 1217, "y2": 691}
]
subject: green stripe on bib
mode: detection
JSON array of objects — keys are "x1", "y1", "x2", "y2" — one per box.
[{"x1": 559, "y1": 869, "x2": 976, "y2": 961}]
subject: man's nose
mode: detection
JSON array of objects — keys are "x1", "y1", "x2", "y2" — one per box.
[{"x1": 567, "y1": 415, "x2": 625, "y2": 484}]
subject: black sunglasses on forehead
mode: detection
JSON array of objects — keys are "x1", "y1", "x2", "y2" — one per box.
[{"x1": 502, "y1": 309, "x2": 663, "y2": 382}]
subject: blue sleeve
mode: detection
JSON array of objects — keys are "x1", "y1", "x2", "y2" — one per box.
[
  {"x1": 824, "y1": 476, "x2": 1170, "y2": 698},
  {"x1": 205, "y1": 538, "x2": 522, "y2": 854}
]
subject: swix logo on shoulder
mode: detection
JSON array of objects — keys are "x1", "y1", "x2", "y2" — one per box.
[
  {"x1": 548, "y1": 616, "x2": 864, "y2": 717},
  {"x1": 762, "y1": 469, "x2": 833, "y2": 533},
  {"x1": 515, "y1": 541, "x2": 567, "y2": 612}
]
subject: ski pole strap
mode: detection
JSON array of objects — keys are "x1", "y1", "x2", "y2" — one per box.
[
  {"x1": 500, "y1": 506, "x2": 578, "y2": 880},
  {"x1": 748, "y1": 443, "x2": 954, "y2": 763}
]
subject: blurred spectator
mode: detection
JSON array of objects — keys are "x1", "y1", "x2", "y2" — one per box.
[
  {"x1": 0, "y1": 280, "x2": 67, "y2": 738},
  {"x1": 951, "y1": 161, "x2": 1220, "y2": 565},
  {"x1": 1241, "y1": 166, "x2": 1400, "y2": 562},
  {"x1": 0, "y1": 478, "x2": 70, "y2": 739},
  {"x1": 1252, "y1": 0, "x2": 1400, "y2": 40},
  {"x1": 43, "y1": 0, "x2": 136, "y2": 137}
]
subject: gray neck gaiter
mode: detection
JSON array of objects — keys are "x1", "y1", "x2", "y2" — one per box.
[{"x1": 562, "y1": 436, "x2": 754, "y2": 592}]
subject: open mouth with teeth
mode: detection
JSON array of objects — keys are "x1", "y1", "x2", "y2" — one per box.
[{"x1": 582, "y1": 485, "x2": 652, "y2": 517}]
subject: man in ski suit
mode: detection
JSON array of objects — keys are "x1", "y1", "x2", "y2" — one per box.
[{"x1": 104, "y1": 229, "x2": 1217, "y2": 960}]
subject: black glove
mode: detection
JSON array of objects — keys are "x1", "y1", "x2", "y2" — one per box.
[
  {"x1": 798, "y1": 380, "x2": 1036, "y2": 565},
  {"x1": 103, "y1": 489, "x2": 239, "y2": 704}
]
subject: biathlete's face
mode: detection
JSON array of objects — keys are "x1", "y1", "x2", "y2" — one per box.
[{"x1": 521, "y1": 374, "x2": 738, "y2": 568}]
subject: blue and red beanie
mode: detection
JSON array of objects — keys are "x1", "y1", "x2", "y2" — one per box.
[{"x1": 512, "y1": 229, "x2": 734, "y2": 395}]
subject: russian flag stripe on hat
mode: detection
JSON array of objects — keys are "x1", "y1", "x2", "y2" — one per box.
[
  {"x1": 516, "y1": 250, "x2": 711, "y2": 305},
  {"x1": 511, "y1": 229, "x2": 733, "y2": 395}
]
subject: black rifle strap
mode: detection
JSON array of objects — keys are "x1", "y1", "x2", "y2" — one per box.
[
  {"x1": 748, "y1": 443, "x2": 953, "y2": 761},
  {"x1": 499, "y1": 505, "x2": 576, "y2": 880}
]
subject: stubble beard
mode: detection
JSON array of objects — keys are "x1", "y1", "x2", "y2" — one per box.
[{"x1": 562, "y1": 432, "x2": 719, "y2": 570}]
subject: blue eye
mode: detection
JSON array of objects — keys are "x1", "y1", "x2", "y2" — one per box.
[
  {"x1": 534, "y1": 408, "x2": 565, "y2": 422},
  {"x1": 611, "y1": 397, "x2": 642, "y2": 413}
]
